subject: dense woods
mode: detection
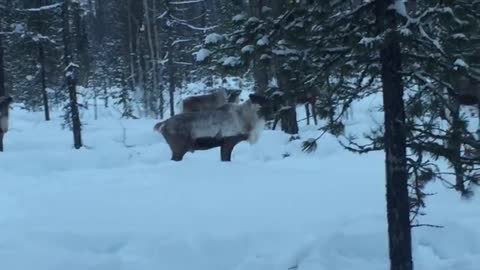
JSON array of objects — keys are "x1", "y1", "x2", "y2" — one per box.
[{"x1": 1, "y1": 0, "x2": 480, "y2": 269}]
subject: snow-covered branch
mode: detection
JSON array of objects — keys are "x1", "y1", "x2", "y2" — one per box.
[
  {"x1": 176, "y1": 21, "x2": 218, "y2": 31},
  {"x1": 169, "y1": 0, "x2": 204, "y2": 5},
  {"x1": 16, "y1": 2, "x2": 63, "y2": 12}
]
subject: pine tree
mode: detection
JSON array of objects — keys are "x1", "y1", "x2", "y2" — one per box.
[
  {"x1": 300, "y1": 1, "x2": 480, "y2": 269},
  {"x1": 113, "y1": 73, "x2": 136, "y2": 119}
]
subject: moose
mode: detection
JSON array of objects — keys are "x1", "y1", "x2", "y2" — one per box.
[
  {"x1": 154, "y1": 94, "x2": 269, "y2": 161},
  {"x1": 455, "y1": 75, "x2": 480, "y2": 107},
  {"x1": 0, "y1": 95, "x2": 13, "y2": 152},
  {"x1": 452, "y1": 74, "x2": 480, "y2": 137},
  {"x1": 180, "y1": 88, "x2": 242, "y2": 113}
]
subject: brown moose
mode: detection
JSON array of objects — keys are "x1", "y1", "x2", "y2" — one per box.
[{"x1": 154, "y1": 94, "x2": 268, "y2": 161}]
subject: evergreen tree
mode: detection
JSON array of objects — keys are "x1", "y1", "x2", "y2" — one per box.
[
  {"x1": 4, "y1": 1, "x2": 64, "y2": 113},
  {"x1": 299, "y1": 1, "x2": 480, "y2": 269}
]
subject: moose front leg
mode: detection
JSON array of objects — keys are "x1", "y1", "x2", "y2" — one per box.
[
  {"x1": 220, "y1": 135, "x2": 248, "y2": 162},
  {"x1": 220, "y1": 141, "x2": 236, "y2": 162}
]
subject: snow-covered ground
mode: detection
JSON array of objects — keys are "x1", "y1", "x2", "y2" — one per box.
[{"x1": 1, "y1": 94, "x2": 479, "y2": 270}]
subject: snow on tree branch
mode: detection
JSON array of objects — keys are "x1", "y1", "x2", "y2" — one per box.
[
  {"x1": 391, "y1": 0, "x2": 408, "y2": 19},
  {"x1": 157, "y1": 11, "x2": 168, "y2": 20},
  {"x1": 16, "y1": 2, "x2": 63, "y2": 12},
  {"x1": 193, "y1": 48, "x2": 211, "y2": 62},
  {"x1": 169, "y1": 0, "x2": 205, "y2": 5},
  {"x1": 64, "y1": 62, "x2": 80, "y2": 72},
  {"x1": 176, "y1": 21, "x2": 218, "y2": 31}
]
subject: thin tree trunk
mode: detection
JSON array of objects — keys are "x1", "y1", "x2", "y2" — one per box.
[
  {"x1": 103, "y1": 80, "x2": 108, "y2": 108},
  {"x1": 39, "y1": 44, "x2": 50, "y2": 121},
  {"x1": 93, "y1": 86, "x2": 98, "y2": 120},
  {"x1": 166, "y1": 4, "x2": 176, "y2": 117},
  {"x1": 270, "y1": 0, "x2": 298, "y2": 133},
  {"x1": 449, "y1": 101, "x2": 466, "y2": 192},
  {"x1": 134, "y1": 19, "x2": 147, "y2": 116},
  {"x1": 250, "y1": 0, "x2": 269, "y2": 95},
  {"x1": 0, "y1": 9, "x2": 8, "y2": 152},
  {"x1": 153, "y1": 0, "x2": 164, "y2": 118},
  {"x1": 305, "y1": 103, "x2": 310, "y2": 125},
  {"x1": 63, "y1": 0, "x2": 83, "y2": 149},
  {"x1": 0, "y1": 17, "x2": 5, "y2": 97},
  {"x1": 276, "y1": 75, "x2": 299, "y2": 133},
  {"x1": 376, "y1": 1, "x2": 413, "y2": 270},
  {"x1": 311, "y1": 101, "x2": 318, "y2": 125},
  {"x1": 280, "y1": 107, "x2": 299, "y2": 135},
  {"x1": 127, "y1": 0, "x2": 137, "y2": 90},
  {"x1": 168, "y1": 49, "x2": 176, "y2": 117},
  {"x1": 143, "y1": 0, "x2": 159, "y2": 118}
]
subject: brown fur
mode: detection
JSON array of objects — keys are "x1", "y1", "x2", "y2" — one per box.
[
  {"x1": 154, "y1": 94, "x2": 267, "y2": 162},
  {"x1": 181, "y1": 88, "x2": 228, "y2": 113},
  {"x1": 0, "y1": 96, "x2": 13, "y2": 152},
  {"x1": 0, "y1": 96, "x2": 12, "y2": 134},
  {"x1": 456, "y1": 75, "x2": 480, "y2": 105}
]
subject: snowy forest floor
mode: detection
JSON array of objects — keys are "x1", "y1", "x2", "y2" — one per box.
[{"x1": 1, "y1": 93, "x2": 480, "y2": 270}]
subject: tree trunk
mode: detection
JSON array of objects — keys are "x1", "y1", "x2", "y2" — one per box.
[
  {"x1": 168, "y1": 50, "x2": 176, "y2": 117},
  {"x1": 39, "y1": 44, "x2": 50, "y2": 121},
  {"x1": 63, "y1": 0, "x2": 83, "y2": 149},
  {"x1": 311, "y1": 101, "x2": 318, "y2": 125},
  {"x1": 93, "y1": 86, "x2": 98, "y2": 120},
  {"x1": 0, "y1": 9, "x2": 8, "y2": 152},
  {"x1": 280, "y1": 107, "x2": 298, "y2": 135},
  {"x1": 276, "y1": 75, "x2": 299, "y2": 134},
  {"x1": 250, "y1": 0, "x2": 269, "y2": 95},
  {"x1": 166, "y1": 7, "x2": 176, "y2": 117},
  {"x1": 448, "y1": 101, "x2": 466, "y2": 192},
  {"x1": 103, "y1": 80, "x2": 109, "y2": 108},
  {"x1": 305, "y1": 103, "x2": 310, "y2": 125},
  {"x1": 0, "y1": 17, "x2": 4, "y2": 97},
  {"x1": 126, "y1": 0, "x2": 137, "y2": 90},
  {"x1": 376, "y1": 1, "x2": 413, "y2": 270},
  {"x1": 143, "y1": 0, "x2": 159, "y2": 118},
  {"x1": 135, "y1": 21, "x2": 147, "y2": 116},
  {"x1": 152, "y1": 0, "x2": 164, "y2": 118}
]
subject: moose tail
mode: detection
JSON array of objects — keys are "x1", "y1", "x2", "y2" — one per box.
[{"x1": 153, "y1": 121, "x2": 165, "y2": 133}]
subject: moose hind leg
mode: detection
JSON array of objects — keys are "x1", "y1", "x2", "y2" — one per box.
[
  {"x1": 171, "y1": 140, "x2": 190, "y2": 161},
  {"x1": 171, "y1": 139, "x2": 190, "y2": 161},
  {"x1": 164, "y1": 133, "x2": 190, "y2": 161}
]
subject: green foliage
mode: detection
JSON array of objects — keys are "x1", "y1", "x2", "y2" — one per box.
[{"x1": 4, "y1": 0, "x2": 64, "y2": 110}]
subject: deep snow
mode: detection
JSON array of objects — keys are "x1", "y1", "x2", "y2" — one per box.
[{"x1": 0, "y1": 94, "x2": 479, "y2": 270}]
